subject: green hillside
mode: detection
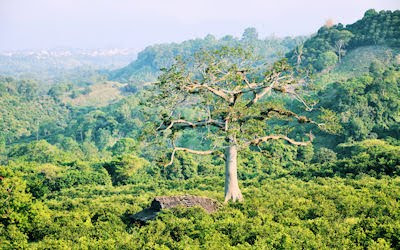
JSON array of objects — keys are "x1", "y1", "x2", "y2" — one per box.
[
  {"x1": 287, "y1": 9, "x2": 400, "y2": 73},
  {"x1": 1, "y1": 9, "x2": 400, "y2": 250},
  {"x1": 314, "y1": 45, "x2": 400, "y2": 86},
  {"x1": 111, "y1": 28, "x2": 306, "y2": 85},
  {"x1": 62, "y1": 81, "x2": 127, "y2": 107},
  {"x1": 333, "y1": 46, "x2": 400, "y2": 74}
]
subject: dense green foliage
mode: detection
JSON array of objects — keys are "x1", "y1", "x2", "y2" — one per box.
[
  {"x1": 1, "y1": 10, "x2": 400, "y2": 249},
  {"x1": 1, "y1": 139, "x2": 400, "y2": 249},
  {"x1": 316, "y1": 64, "x2": 400, "y2": 142},
  {"x1": 287, "y1": 10, "x2": 400, "y2": 73},
  {"x1": 0, "y1": 77, "x2": 71, "y2": 143},
  {"x1": 111, "y1": 28, "x2": 306, "y2": 85},
  {"x1": 347, "y1": 9, "x2": 400, "y2": 48}
]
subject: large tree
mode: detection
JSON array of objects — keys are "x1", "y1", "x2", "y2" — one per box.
[{"x1": 147, "y1": 47, "x2": 335, "y2": 202}]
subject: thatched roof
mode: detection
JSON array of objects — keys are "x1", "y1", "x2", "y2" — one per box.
[{"x1": 132, "y1": 195, "x2": 220, "y2": 223}]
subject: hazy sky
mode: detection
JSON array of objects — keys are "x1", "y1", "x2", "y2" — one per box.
[{"x1": 0, "y1": 0, "x2": 399, "y2": 51}]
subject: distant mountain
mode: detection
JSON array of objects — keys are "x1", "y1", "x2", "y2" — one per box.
[
  {"x1": 110, "y1": 29, "x2": 307, "y2": 85},
  {"x1": 0, "y1": 48, "x2": 137, "y2": 85},
  {"x1": 0, "y1": 48, "x2": 137, "y2": 70}
]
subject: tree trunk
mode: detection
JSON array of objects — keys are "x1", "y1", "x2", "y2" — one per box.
[{"x1": 224, "y1": 144, "x2": 243, "y2": 203}]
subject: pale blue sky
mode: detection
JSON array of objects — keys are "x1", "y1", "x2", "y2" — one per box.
[{"x1": 0, "y1": 0, "x2": 399, "y2": 51}]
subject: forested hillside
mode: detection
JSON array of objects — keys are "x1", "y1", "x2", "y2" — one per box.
[
  {"x1": 1, "y1": 10, "x2": 400, "y2": 249},
  {"x1": 111, "y1": 28, "x2": 306, "y2": 86},
  {"x1": 287, "y1": 9, "x2": 400, "y2": 73}
]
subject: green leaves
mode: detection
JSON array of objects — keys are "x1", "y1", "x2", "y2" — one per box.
[
  {"x1": 318, "y1": 108, "x2": 343, "y2": 134},
  {"x1": 103, "y1": 154, "x2": 149, "y2": 185},
  {"x1": 318, "y1": 65, "x2": 400, "y2": 141},
  {"x1": 7, "y1": 140, "x2": 64, "y2": 164}
]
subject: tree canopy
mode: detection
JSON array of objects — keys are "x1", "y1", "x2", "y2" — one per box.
[{"x1": 145, "y1": 46, "x2": 337, "y2": 202}]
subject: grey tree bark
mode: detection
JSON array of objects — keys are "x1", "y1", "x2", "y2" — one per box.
[{"x1": 224, "y1": 144, "x2": 243, "y2": 203}]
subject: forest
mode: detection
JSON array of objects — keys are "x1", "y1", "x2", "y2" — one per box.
[{"x1": 1, "y1": 9, "x2": 400, "y2": 249}]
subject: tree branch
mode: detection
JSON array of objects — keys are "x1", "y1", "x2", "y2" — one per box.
[
  {"x1": 243, "y1": 73, "x2": 293, "y2": 108},
  {"x1": 245, "y1": 134, "x2": 313, "y2": 147},
  {"x1": 158, "y1": 118, "x2": 224, "y2": 131},
  {"x1": 238, "y1": 107, "x2": 321, "y2": 127},
  {"x1": 165, "y1": 147, "x2": 215, "y2": 167},
  {"x1": 246, "y1": 81, "x2": 275, "y2": 107},
  {"x1": 184, "y1": 82, "x2": 233, "y2": 103}
]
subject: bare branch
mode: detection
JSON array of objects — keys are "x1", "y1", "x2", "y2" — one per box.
[
  {"x1": 159, "y1": 118, "x2": 225, "y2": 131},
  {"x1": 245, "y1": 133, "x2": 313, "y2": 147},
  {"x1": 238, "y1": 107, "x2": 321, "y2": 128},
  {"x1": 292, "y1": 92, "x2": 316, "y2": 112},
  {"x1": 272, "y1": 80, "x2": 317, "y2": 112},
  {"x1": 243, "y1": 73, "x2": 294, "y2": 107},
  {"x1": 246, "y1": 81, "x2": 275, "y2": 107},
  {"x1": 266, "y1": 108, "x2": 320, "y2": 126},
  {"x1": 184, "y1": 82, "x2": 233, "y2": 103},
  {"x1": 165, "y1": 148, "x2": 177, "y2": 167},
  {"x1": 175, "y1": 147, "x2": 215, "y2": 155},
  {"x1": 165, "y1": 147, "x2": 215, "y2": 167}
]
